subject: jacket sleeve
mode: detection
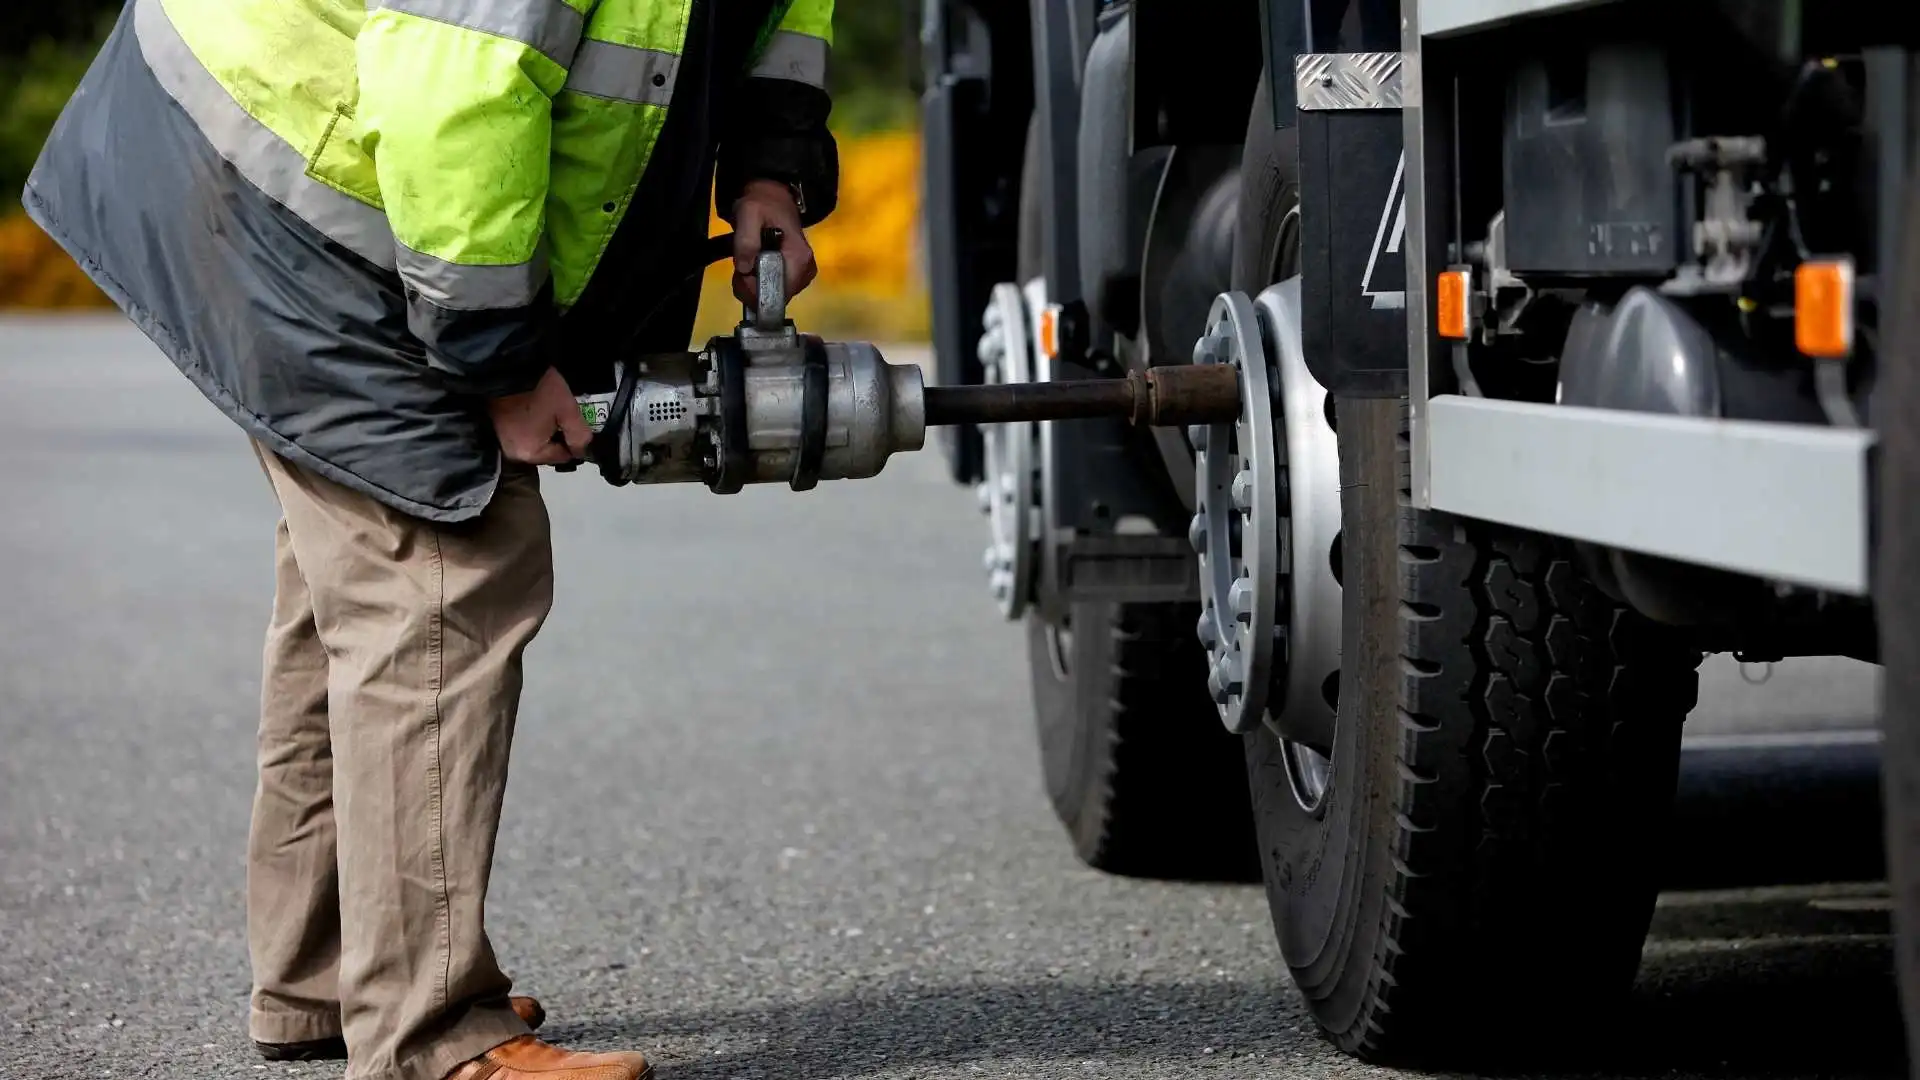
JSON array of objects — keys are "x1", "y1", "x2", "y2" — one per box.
[
  {"x1": 716, "y1": 0, "x2": 839, "y2": 228},
  {"x1": 356, "y1": 0, "x2": 588, "y2": 397}
]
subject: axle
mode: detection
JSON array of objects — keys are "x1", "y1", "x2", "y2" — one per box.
[{"x1": 922, "y1": 364, "x2": 1240, "y2": 428}]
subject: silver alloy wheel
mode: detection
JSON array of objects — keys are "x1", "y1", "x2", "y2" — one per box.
[
  {"x1": 975, "y1": 282, "x2": 1040, "y2": 619},
  {"x1": 1252, "y1": 278, "x2": 1342, "y2": 814},
  {"x1": 1024, "y1": 277, "x2": 1065, "y2": 624},
  {"x1": 1188, "y1": 280, "x2": 1343, "y2": 793}
]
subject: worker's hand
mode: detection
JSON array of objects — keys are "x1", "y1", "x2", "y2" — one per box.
[
  {"x1": 730, "y1": 179, "x2": 816, "y2": 308},
  {"x1": 488, "y1": 366, "x2": 592, "y2": 466}
]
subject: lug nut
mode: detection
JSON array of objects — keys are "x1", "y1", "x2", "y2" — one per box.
[
  {"x1": 1232, "y1": 470, "x2": 1254, "y2": 512},
  {"x1": 1187, "y1": 513, "x2": 1208, "y2": 553},
  {"x1": 1188, "y1": 424, "x2": 1209, "y2": 451},
  {"x1": 1229, "y1": 578, "x2": 1254, "y2": 622},
  {"x1": 975, "y1": 482, "x2": 992, "y2": 513},
  {"x1": 1192, "y1": 329, "x2": 1228, "y2": 367},
  {"x1": 1196, "y1": 609, "x2": 1218, "y2": 649},
  {"x1": 1211, "y1": 653, "x2": 1243, "y2": 701}
]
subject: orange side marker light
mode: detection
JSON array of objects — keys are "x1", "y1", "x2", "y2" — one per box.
[
  {"x1": 1795, "y1": 257, "x2": 1854, "y2": 359},
  {"x1": 1436, "y1": 269, "x2": 1471, "y2": 340},
  {"x1": 1038, "y1": 304, "x2": 1061, "y2": 360}
]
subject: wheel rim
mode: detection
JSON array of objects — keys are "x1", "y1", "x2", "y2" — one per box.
[
  {"x1": 1190, "y1": 294, "x2": 1280, "y2": 733},
  {"x1": 974, "y1": 283, "x2": 1040, "y2": 619},
  {"x1": 1044, "y1": 615, "x2": 1073, "y2": 680},
  {"x1": 1283, "y1": 739, "x2": 1334, "y2": 812},
  {"x1": 1189, "y1": 281, "x2": 1344, "y2": 772},
  {"x1": 1269, "y1": 205, "x2": 1301, "y2": 284},
  {"x1": 1024, "y1": 277, "x2": 1068, "y2": 626},
  {"x1": 1252, "y1": 279, "x2": 1343, "y2": 807}
]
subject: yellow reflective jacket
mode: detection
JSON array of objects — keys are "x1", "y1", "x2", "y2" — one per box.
[
  {"x1": 24, "y1": 0, "x2": 835, "y2": 522},
  {"x1": 157, "y1": 0, "x2": 828, "y2": 333}
]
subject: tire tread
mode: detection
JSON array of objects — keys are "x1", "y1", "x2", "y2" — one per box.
[
  {"x1": 1336, "y1": 405, "x2": 1701, "y2": 1059},
  {"x1": 1055, "y1": 602, "x2": 1261, "y2": 881}
]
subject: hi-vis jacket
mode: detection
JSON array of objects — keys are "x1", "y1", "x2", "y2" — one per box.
[{"x1": 25, "y1": 0, "x2": 837, "y2": 521}]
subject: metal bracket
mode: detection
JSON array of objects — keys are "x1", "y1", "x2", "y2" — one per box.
[{"x1": 1059, "y1": 534, "x2": 1199, "y2": 602}]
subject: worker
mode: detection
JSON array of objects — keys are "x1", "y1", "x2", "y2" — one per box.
[{"x1": 21, "y1": 1, "x2": 835, "y2": 1078}]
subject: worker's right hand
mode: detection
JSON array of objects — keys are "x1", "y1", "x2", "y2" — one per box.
[{"x1": 488, "y1": 366, "x2": 593, "y2": 466}]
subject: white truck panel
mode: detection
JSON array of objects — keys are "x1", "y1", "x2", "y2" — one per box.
[{"x1": 1427, "y1": 396, "x2": 1874, "y2": 594}]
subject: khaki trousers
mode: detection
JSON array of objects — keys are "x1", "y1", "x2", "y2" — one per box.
[{"x1": 245, "y1": 442, "x2": 552, "y2": 1080}]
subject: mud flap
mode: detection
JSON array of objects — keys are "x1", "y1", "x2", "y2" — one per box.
[{"x1": 1297, "y1": 52, "x2": 1409, "y2": 397}]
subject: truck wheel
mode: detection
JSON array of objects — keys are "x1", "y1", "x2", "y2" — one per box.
[
  {"x1": 1246, "y1": 397, "x2": 1703, "y2": 1060},
  {"x1": 1226, "y1": 64, "x2": 1700, "y2": 1059},
  {"x1": 1011, "y1": 113, "x2": 1257, "y2": 881}
]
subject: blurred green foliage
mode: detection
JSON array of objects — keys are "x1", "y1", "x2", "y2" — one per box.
[
  {"x1": 1, "y1": 7, "x2": 116, "y2": 212},
  {"x1": 824, "y1": 2, "x2": 917, "y2": 134},
  {"x1": 0, "y1": 1, "x2": 915, "y2": 213}
]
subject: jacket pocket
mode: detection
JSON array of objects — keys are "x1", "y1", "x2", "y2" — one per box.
[{"x1": 307, "y1": 104, "x2": 385, "y2": 209}]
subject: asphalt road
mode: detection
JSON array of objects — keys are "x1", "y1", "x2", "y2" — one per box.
[{"x1": 0, "y1": 317, "x2": 1900, "y2": 1080}]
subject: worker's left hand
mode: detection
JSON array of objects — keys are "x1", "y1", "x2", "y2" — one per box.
[{"x1": 731, "y1": 179, "x2": 816, "y2": 308}]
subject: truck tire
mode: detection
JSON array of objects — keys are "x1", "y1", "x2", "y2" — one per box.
[
  {"x1": 1015, "y1": 113, "x2": 1258, "y2": 881},
  {"x1": 1873, "y1": 142, "x2": 1920, "y2": 1079},
  {"x1": 1230, "y1": 66, "x2": 1703, "y2": 1060},
  {"x1": 1246, "y1": 402, "x2": 1702, "y2": 1060}
]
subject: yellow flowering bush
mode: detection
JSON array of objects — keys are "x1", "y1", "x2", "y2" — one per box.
[
  {"x1": 0, "y1": 211, "x2": 112, "y2": 310},
  {"x1": 695, "y1": 129, "x2": 930, "y2": 342}
]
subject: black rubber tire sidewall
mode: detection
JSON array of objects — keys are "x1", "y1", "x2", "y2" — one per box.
[
  {"x1": 1230, "y1": 66, "x2": 1300, "y2": 296},
  {"x1": 1017, "y1": 113, "x2": 1045, "y2": 288}
]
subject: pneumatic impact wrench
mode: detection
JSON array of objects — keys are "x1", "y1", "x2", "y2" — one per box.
[{"x1": 570, "y1": 229, "x2": 1243, "y2": 493}]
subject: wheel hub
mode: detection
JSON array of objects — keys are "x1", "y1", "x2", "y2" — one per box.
[
  {"x1": 975, "y1": 282, "x2": 1042, "y2": 619},
  {"x1": 1189, "y1": 280, "x2": 1343, "y2": 800},
  {"x1": 1191, "y1": 293, "x2": 1280, "y2": 733}
]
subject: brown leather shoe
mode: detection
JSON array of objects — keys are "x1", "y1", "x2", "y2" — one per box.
[
  {"x1": 253, "y1": 996, "x2": 547, "y2": 1061},
  {"x1": 445, "y1": 1035, "x2": 651, "y2": 1080}
]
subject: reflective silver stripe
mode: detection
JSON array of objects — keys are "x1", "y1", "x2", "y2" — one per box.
[
  {"x1": 395, "y1": 241, "x2": 549, "y2": 310},
  {"x1": 750, "y1": 30, "x2": 827, "y2": 88},
  {"x1": 373, "y1": 0, "x2": 585, "y2": 68},
  {"x1": 132, "y1": 0, "x2": 396, "y2": 270},
  {"x1": 562, "y1": 39, "x2": 677, "y2": 105}
]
